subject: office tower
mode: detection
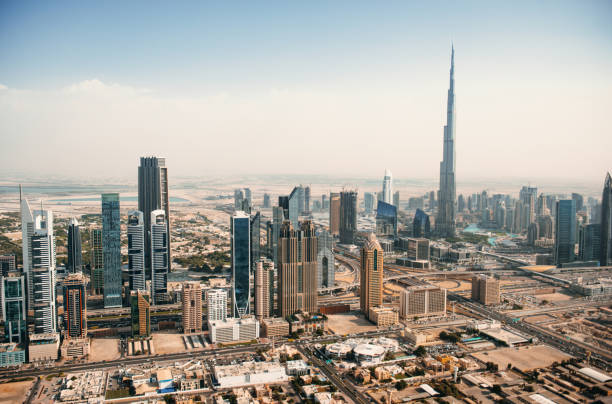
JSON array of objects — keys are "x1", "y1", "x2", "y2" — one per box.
[
  {"x1": 287, "y1": 187, "x2": 301, "y2": 228},
  {"x1": 127, "y1": 211, "x2": 146, "y2": 292},
  {"x1": 278, "y1": 221, "x2": 318, "y2": 317},
  {"x1": 181, "y1": 281, "x2": 202, "y2": 334},
  {"x1": 527, "y1": 223, "x2": 539, "y2": 245},
  {"x1": 400, "y1": 286, "x2": 446, "y2": 318},
  {"x1": 244, "y1": 188, "x2": 252, "y2": 207},
  {"x1": 436, "y1": 46, "x2": 457, "y2": 238},
  {"x1": 413, "y1": 209, "x2": 431, "y2": 238},
  {"x1": 151, "y1": 210, "x2": 169, "y2": 304},
  {"x1": 322, "y1": 194, "x2": 329, "y2": 210},
  {"x1": 339, "y1": 190, "x2": 357, "y2": 244},
  {"x1": 495, "y1": 201, "x2": 506, "y2": 230},
  {"x1": 579, "y1": 224, "x2": 601, "y2": 262},
  {"x1": 250, "y1": 211, "x2": 261, "y2": 266},
  {"x1": 601, "y1": 173, "x2": 612, "y2": 266},
  {"x1": 271, "y1": 206, "x2": 284, "y2": 267},
  {"x1": 572, "y1": 193, "x2": 584, "y2": 212},
  {"x1": 382, "y1": 169, "x2": 393, "y2": 204},
  {"x1": 66, "y1": 218, "x2": 82, "y2": 274},
  {"x1": 263, "y1": 193, "x2": 271, "y2": 209},
  {"x1": 90, "y1": 229, "x2": 104, "y2": 295},
  {"x1": 231, "y1": 211, "x2": 251, "y2": 317},
  {"x1": 537, "y1": 215, "x2": 553, "y2": 239},
  {"x1": 304, "y1": 186, "x2": 311, "y2": 213},
  {"x1": 130, "y1": 290, "x2": 151, "y2": 337},
  {"x1": 393, "y1": 191, "x2": 400, "y2": 209},
  {"x1": 364, "y1": 192, "x2": 376, "y2": 214},
  {"x1": 376, "y1": 201, "x2": 397, "y2": 238},
  {"x1": 317, "y1": 230, "x2": 335, "y2": 289},
  {"x1": 406, "y1": 238, "x2": 430, "y2": 261},
  {"x1": 63, "y1": 273, "x2": 87, "y2": 338},
  {"x1": 457, "y1": 194, "x2": 465, "y2": 213},
  {"x1": 1, "y1": 271, "x2": 26, "y2": 343},
  {"x1": 554, "y1": 200, "x2": 576, "y2": 266},
  {"x1": 138, "y1": 156, "x2": 170, "y2": 277},
  {"x1": 329, "y1": 193, "x2": 341, "y2": 236},
  {"x1": 428, "y1": 191, "x2": 436, "y2": 210},
  {"x1": 471, "y1": 275, "x2": 500, "y2": 305},
  {"x1": 254, "y1": 260, "x2": 274, "y2": 320},
  {"x1": 234, "y1": 189, "x2": 245, "y2": 210},
  {"x1": 102, "y1": 193, "x2": 122, "y2": 308},
  {"x1": 0, "y1": 255, "x2": 16, "y2": 277},
  {"x1": 505, "y1": 207, "x2": 514, "y2": 231},
  {"x1": 207, "y1": 289, "x2": 227, "y2": 322},
  {"x1": 360, "y1": 233, "x2": 383, "y2": 320}
]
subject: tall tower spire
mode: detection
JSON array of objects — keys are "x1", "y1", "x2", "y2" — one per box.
[{"x1": 436, "y1": 45, "x2": 457, "y2": 238}]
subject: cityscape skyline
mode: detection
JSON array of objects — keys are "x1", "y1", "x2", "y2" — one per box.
[{"x1": 1, "y1": 2, "x2": 611, "y2": 180}]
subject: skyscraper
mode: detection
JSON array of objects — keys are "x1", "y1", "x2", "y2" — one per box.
[
  {"x1": 138, "y1": 157, "x2": 170, "y2": 278},
  {"x1": 329, "y1": 193, "x2": 341, "y2": 236},
  {"x1": 63, "y1": 273, "x2": 87, "y2": 339},
  {"x1": 382, "y1": 169, "x2": 392, "y2": 204},
  {"x1": 207, "y1": 289, "x2": 227, "y2": 322},
  {"x1": 317, "y1": 230, "x2": 335, "y2": 289},
  {"x1": 579, "y1": 223, "x2": 601, "y2": 262},
  {"x1": 90, "y1": 229, "x2": 104, "y2": 295},
  {"x1": 181, "y1": 281, "x2": 202, "y2": 334},
  {"x1": 304, "y1": 185, "x2": 311, "y2": 214},
  {"x1": 1, "y1": 271, "x2": 26, "y2": 343},
  {"x1": 254, "y1": 260, "x2": 274, "y2": 320},
  {"x1": 554, "y1": 200, "x2": 576, "y2": 266},
  {"x1": 250, "y1": 211, "x2": 261, "y2": 266},
  {"x1": 271, "y1": 206, "x2": 284, "y2": 268},
  {"x1": 376, "y1": 201, "x2": 397, "y2": 238},
  {"x1": 231, "y1": 211, "x2": 251, "y2": 317},
  {"x1": 436, "y1": 46, "x2": 457, "y2": 238},
  {"x1": 288, "y1": 187, "x2": 301, "y2": 228},
  {"x1": 67, "y1": 218, "x2": 82, "y2": 274},
  {"x1": 130, "y1": 290, "x2": 151, "y2": 337},
  {"x1": 360, "y1": 233, "x2": 383, "y2": 321},
  {"x1": 127, "y1": 211, "x2": 146, "y2": 292},
  {"x1": 102, "y1": 193, "x2": 122, "y2": 308},
  {"x1": 600, "y1": 173, "x2": 612, "y2": 266},
  {"x1": 151, "y1": 210, "x2": 169, "y2": 304},
  {"x1": 263, "y1": 193, "x2": 271, "y2": 209},
  {"x1": 339, "y1": 190, "x2": 357, "y2": 245},
  {"x1": 413, "y1": 208, "x2": 431, "y2": 238},
  {"x1": 364, "y1": 192, "x2": 377, "y2": 214},
  {"x1": 393, "y1": 191, "x2": 400, "y2": 210},
  {"x1": 278, "y1": 221, "x2": 318, "y2": 317}
]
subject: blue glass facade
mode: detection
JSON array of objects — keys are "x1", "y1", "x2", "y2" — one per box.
[
  {"x1": 232, "y1": 213, "x2": 251, "y2": 317},
  {"x1": 376, "y1": 201, "x2": 397, "y2": 238},
  {"x1": 102, "y1": 193, "x2": 122, "y2": 308},
  {"x1": 413, "y1": 209, "x2": 431, "y2": 238},
  {"x1": 554, "y1": 200, "x2": 576, "y2": 266}
]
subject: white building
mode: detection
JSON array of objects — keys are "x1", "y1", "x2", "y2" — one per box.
[
  {"x1": 127, "y1": 211, "x2": 146, "y2": 292},
  {"x1": 400, "y1": 285, "x2": 447, "y2": 319},
  {"x1": 150, "y1": 210, "x2": 169, "y2": 304},
  {"x1": 208, "y1": 317, "x2": 259, "y2": 344},
  {"x1": 214, "y1": 361, "x2": 287, "y2": 388},
  {"x1": 207, "y1": 289, "x2": 227, "y2": 322},
  {"x1": 382, "y1": 169, "x2": 393, "y2": 205}
]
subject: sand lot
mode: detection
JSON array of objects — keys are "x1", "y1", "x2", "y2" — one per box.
[
  {"x1": 327, "y1": 312, "x2": 378, "y2": 335},
  {"x1": 433, "y1": 279, "x2": 471, "y2": 292},
  {"x1": 152, "y1": 332, "x2": 188, "y2": 354},
  {"x1": 90, "y1": 338, "x2": 121, "y2": 362},
  {"x1": 0, "y1": 380, "x2": 34, "y2": 403},
  {"x1": 536, "y1": 292, "x2": 573, "y2": 302},
  {"x1": 523, "y1": 314, "x2": 556, "y2": 324},
  {"x1": 472, "y1": 345, "x2": 571, "y2": 372}
]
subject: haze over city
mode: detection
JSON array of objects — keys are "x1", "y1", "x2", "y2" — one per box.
[{"x1": 1, "y1": 1, "x2": 611, "y2": 181}]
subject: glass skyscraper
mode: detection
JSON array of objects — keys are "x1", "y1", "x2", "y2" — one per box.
[
  {"x1": 150, "y1": 210, "x2": 169, "y2": 304},
  {"x1": 1, "y1": 272, "x2": 26, "y2": 343},
  {"x1": 554, "y1": 199, "x2": 576, "y2": 266},
  {"x1": 127, "y1": 210, "x2": 146, "y2": 292},
  {"x1": 67, "y1": 218, "x2": 82, "y2": 273},
  {"x1": 231, "y1": 211, "x2": 251, "y2": 317},
  {"x1": 102, "y1": 193, "x2": 122, "y2": 308}
]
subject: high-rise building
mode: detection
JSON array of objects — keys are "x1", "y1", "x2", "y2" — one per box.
[
  {"x1": 0, "y1": 255, "x2": 16, "y2": 277},
  {"x1": 436, "y1": 46, "x2": 457, "y2": 238},
  {"x1": 127, "y1": 211, "x2": 146, "y2": 292},
  {"x1": 600, "y1": 173, "x2": 612, "y2": 266},
  {"x1": 63, "y1": 273, "x2": 87, "y2": 339},
  {"x1": 90, "y1": 229, "x2": 104, "y2": 295},
  {"x1": 288, "y1": 187, "x2": 301, "y2": 228},
  {"x1": 1, "y1": 271, "x2": 26, "y2": 343},
  {"x1": 527, "y1": 222, "x2": 539, "y2": 245},
  {"x1": 471, "y1": 275, "x2": 500, "y2": 305},
  {"x1": 360, "y1": 233, "x2": 383, "y2": 320},
  {"x1": 382, "y1": 169, "x2": 393, "y2": 204},
  {"x1": 254, "y1": 260, "x2": 274, "y2": 320},
  {"x1": 554, "y1": 200, "x2": 576, "y2": 266},
  {"x1": 181, "y1": 281, "x2": 202, "y2": 334},
  {"x1": 231, "y1": 211, "x2": 251, "y2": 317},
  {"x1": 579, "y1": 223, "x2": 601, "y2": 262},
  {"x1": 130, "y1": 290, "x2": 151, "y2": 337},
  {"x1": 321, "y1": 194, "x2": 328, "y2": 210},
  {"x1": 375, "y1": 201, "x2": 397, "y2": 238},
  {"x1": 538, "y1": 215, "x2": 554, "y2": 239},
  {"x1": 317, "y1": 230, "x2": 335, "y2": 289},
  {"x1": 270, "y1": 206, "x2": 284, "y2": 267},
  {"x1": 400, "y1": 286, "x2": 446, "y2": 318},
  {"x1": 406, "y1": 238, "x2": 430, "y2": 261},
  {"x1": 329, "y1": 193, "x2": 341, "y2": 236},
  {"x1": 364, "y1": 192, "x2": 377, "y2": 214},
  {"x1": 457, "y1": 194, "x2": 466, "y2": 213},
  {"x1": 207, "y1": 288, "x2": 227, "y2": 322},
  {"x1": 278, "y1": 221, "x2": 318, "y2": 317},
  {"x1": 572, "y1": 193, "x2": 584, "y2": 212},
  {"x1": 234, "y1": 189, "x2": 245, "y2": 210},
  {"x1": 393, "y1": 191, "x2": 400, "y2": 209},
  {"x1": 339, "y1": 190, "x2": 357, "y2": 245},
  {"x1": 263, "y1": 193, "x2": 271, "y2": 209},
  {"x1": 251, "y1": 212, "x2": 261, "y2": 266},
  {"x1": 151, "y1": 210, "x2": 169, "y2": 304},
  {"x1": 66, "y1": 218, "x2": 82, "y2": 274},
  {"x1": 138, "y1": 157, "x2": 170, "y2": 278},
  {"x1": 102, "y1": 193, "x2": 122, "y2": 308},
  {"x1": 413, "y1": 209, "x2": 431, "y2": 238},
  {"x1": 304, "y1": 186, "x2": 311, "y2": 214}
]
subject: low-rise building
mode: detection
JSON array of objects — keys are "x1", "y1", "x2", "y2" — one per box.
[
  {"x1": 367, "y1": 306, "x2": 398, "y2": 326},
  {"x1": 28, "y1": 332, "x2": 59, "y2": 364},
  {"x1": 260, "y1": 317, "x2": 289, "y2": 338},
  {"x1": 288, "y1": 313, "x2": 326, "y2": 334},
  {"x1": 214, "y1": 361, "x2": 288, "y2": 388},
  {"x1": 400, "y1": 285, "x2": 447, "y2": 318},
  {"x1": 286, "y1": 360, "x2": 310, "y2": 376},
  {"x1": 209, "y1": 317, "x2": 259, "y2": 344},
  {"x1": 0, "y1": 343, "x2": 25, "y2": 367}
]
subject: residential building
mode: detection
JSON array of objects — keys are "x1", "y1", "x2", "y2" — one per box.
[
  {"x1": 339, "y1": 190, "x2": 357, "y2": 244},
  {"x1": 130, "y1": 290, "x2": 151, "y2": 337},
  {"x1": 207, "y1": 288, "x2": 227, "y2": 322},
  {"x1": 360, "y1": 233, "x2": 383, "y2": 321},
  {"x1": 393, "y1": 191, "x2": 400, "y2": 209},
  {"x1": 329, "y1": 193, "x2": 341, "y2": 236},
  {"x1": 317, "y1": 230, "x2": 335, "y2": 289},
  {"x1": 63, "y1": 273, "x2": 87, "y2": 338},
  {"x1": 231, "y1": 211, "x2": 251, "y2": 317},
  {"x1": 66, "y1": 218, "x2": 82, "y2": 273},
  {"x1": 182, "y1": 281, "x2": 202, "y2": 334},
  {"x1": 127, "y1": 211, "x2": 146, "y2": 292},
  {"x1": 150, "y1": 210, "x2": 169, "y2": 304},
  {"x1": 90, "y1": 229, "x2": 104, "y2": 295},
  {"x1": 102, "y1": 193, "x2": 122, "y2": 308},
  {"x1": 382, "y1": 169, "x2": 392, "y2": 204},
  {"x1": 254, "y1": 260, "x2": 274, "y2": 320}
]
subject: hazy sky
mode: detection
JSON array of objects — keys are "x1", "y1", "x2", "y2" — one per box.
[{"x1": 1, "y1": 1, "x2": 611, "y2": 183}]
